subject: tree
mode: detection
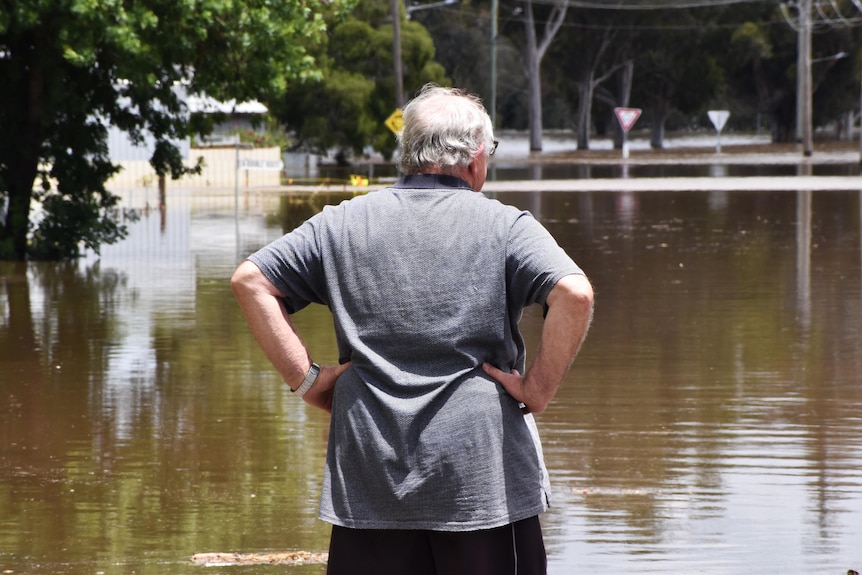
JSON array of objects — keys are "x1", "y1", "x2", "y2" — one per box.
[
  {"x1": 411, "y1": 1, "x2": 527, "y2": 129},
  {"x1": 494, "y1": 0, "x2": 567, "y2": 150},
  {"x1": 629, "y1": 6, "x2": 728, "y2": 148},
  {"x1": 414, "y1": 0, "x2": 862, "y2": 148},
  {"x1": 520, "y1": 0, "x2": 568, "y2": 151},
  {"x1": 721, "y1": 4, "x2": 799, "y2": 142},
  {"x1": 275, "y1": 0, "x2": 447, "y2": 162},
  {"x1": 550, "y1": 8, "x2": 635, "y2": 150},
  {"x1": 810, "y1": 26, "x2": 862, "y2": 140},
  {"x1": 0, "y1": 0, "x2": 352, "y2": 260}
]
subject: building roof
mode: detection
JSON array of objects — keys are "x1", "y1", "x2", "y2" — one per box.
[{"x1": 185, "y1": 95, "x2": 268, "y2": 115}]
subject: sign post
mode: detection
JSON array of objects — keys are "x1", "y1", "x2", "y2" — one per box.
[
  {"x1": 614, "y1": 107, "x2": 642, "y2": 159},
  {"x1": 238, "y1": 159, "x2": 285, "y2": 171},
  {"x1": 707, "y1": 110, "x2": 730, "y2": 153},
  {"x1": 386, "y1": 108, "x2": 404, "y2": 176},
  {"x1": 235, "y1": 156, "x2": 285, "y2": 202}
]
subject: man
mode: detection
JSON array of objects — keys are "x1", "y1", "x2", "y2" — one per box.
[{"x1": 231, "y1": 84, "x2": 594, "y2": 574}]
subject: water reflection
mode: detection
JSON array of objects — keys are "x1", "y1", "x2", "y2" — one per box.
[
  {"x1": 534, "y1": 187, "x2": 862, "y2": 574},
  {"x1": 797, "y1": 189, "x2": 812, "y2": 329},
  {"x1": 1, "y1": 186, "x2": 861, "y2": 575},
  {"x1": 321, "y1": 158, "x2": 861, "y2": 184}
]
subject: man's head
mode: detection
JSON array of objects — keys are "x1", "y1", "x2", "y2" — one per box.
[{"x1": 397, "y1": 84, "x2": 496, "y2": 189}]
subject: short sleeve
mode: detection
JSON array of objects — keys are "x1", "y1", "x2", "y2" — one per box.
[
  {"x1": 247, "y1": 215, "x2": 329, "y2": 314},
  {"x1": 506, "y1": 212, "x2": 583, "y2": 308}
]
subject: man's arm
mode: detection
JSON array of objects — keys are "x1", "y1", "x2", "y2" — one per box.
[
  {"x1": 231, "y1": 260, "x2": 349, "y2": 412},
  {"x1": 483, "y1": 273, "x2": 594, "y2": 414}
]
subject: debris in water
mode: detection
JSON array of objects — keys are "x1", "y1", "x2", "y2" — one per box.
[{"x1": 191, "y1": 551, "x2": 328, "y2": 566}]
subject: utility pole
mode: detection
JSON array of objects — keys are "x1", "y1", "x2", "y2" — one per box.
[
  {"x1": 798, "y1": 0, "x2": 813, "y2": 156},
  {"x1": 394, "y1": 0, "x2": 458, "y2": 108},
  {"x1": 392, "y1": 0, "x2": 404, "y2": 108},
  {"x1": 786, "y1": 0, "x2": 862, "y2": 158},
  {"x1": 490, "y1": 0, "x2": 498, "y2": 127}
]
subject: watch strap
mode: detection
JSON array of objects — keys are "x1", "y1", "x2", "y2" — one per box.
[{"x1": 293, "y1": 362, "x2": 320, "y2": 398}]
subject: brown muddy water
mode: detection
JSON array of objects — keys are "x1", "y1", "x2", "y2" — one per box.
[{"x1": 1, "y1": 184, "x2": 861, "y2": 574}]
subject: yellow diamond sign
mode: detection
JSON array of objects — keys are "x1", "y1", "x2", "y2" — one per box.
[{"x1": 385, "y1": 108, "x2": 403, "y2": 134}]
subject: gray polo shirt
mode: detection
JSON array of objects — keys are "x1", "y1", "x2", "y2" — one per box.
[{"x1": 249, "y1": 174, "x2": 583, "y2": 531}]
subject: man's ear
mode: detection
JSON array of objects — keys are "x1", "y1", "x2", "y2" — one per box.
[{"x1": 468, "y1": 142, "x2": 486, "y2": 173}]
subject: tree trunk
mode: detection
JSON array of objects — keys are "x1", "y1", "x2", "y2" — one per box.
[
  {"x1": 650, "y1": 120, "x2": 665, "y2": 149},
  {"x1": 0, "y1": 31, "x2": 46, "y2": 261},
  {"x1": 520, "y1": 0, "x2": 567, "y2": 153},
  {"x1": 650, "y1": 95, "x2": 669, "y2": 149},
  {"x1": 571, "y1": 28, "x2": 619, "y2": 152},
  {"x1": 576, "y1": 78, "x2": 593, "y2": 150},
  {"x1": 523, "y1": 1, "x2": 543, "y2": 152},
  {"x1": 3, "y1": 185, "x2": 35, "y2": 261}
]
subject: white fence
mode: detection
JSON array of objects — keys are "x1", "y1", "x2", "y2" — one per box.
[{"x1": 106, "y1": 147, "x2": 283, "y2": 190}]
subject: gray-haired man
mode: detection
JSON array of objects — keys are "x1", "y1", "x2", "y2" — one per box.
[{"x1": 232, "y1": 84, "x2": 594, "y2": 574}]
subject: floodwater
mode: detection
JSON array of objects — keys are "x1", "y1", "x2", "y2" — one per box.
[
  {"x1": 2, "y1": 176, "x2": 862, "y2": 574},
  {"x1": 321, "y1": 132, "x2": 862, "y2": 183}
]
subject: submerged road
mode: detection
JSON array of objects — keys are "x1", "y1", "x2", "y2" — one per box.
[
  {"x1": 230, "y1": 139, "x2": 862, "y2": 195},
  {"x1": 269, "y1": 174, "x2": 861, "y2": 195},
  {"x1": 482, "y1": 138, "x2": 861, "y2": 192},
  {"x1": 482, "y1": 175, "x2": 862, "y2": 193}
]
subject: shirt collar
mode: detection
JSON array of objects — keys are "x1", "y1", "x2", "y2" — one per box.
[{"x1": 391, "y1": 173, "x2": 474, "y2": 191}]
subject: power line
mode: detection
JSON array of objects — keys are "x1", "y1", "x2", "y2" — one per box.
[
  {"x1": 556, "y1": 18, "x2": 791, "y2": 31},
  {"x1": 528, "y1": 0, "x2": 777, "y2": 9},
  {"x1": 781, "y1": 0, "x2": 862, "y2": 30},
  {"x1": 456, "y1": 0, "x2": 788, "y2": 31}
]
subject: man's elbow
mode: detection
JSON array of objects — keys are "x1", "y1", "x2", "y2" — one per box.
[
  {"x1": 553, "y1": 273, "x2": 594, "y2": 316},
  {"x1": 231, "y1": 260, "x2": 261, "y2": 299}
]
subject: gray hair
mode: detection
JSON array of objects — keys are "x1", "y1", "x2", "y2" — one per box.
[{"x1": 397, "y1": 84, "x2": 495, "y2": 175}]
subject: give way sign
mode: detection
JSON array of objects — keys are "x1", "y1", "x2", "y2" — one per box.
[
  {"x1": 707, "y1": 110, "x2": 730, "y2": 132},
  {"x1": 614, "y1": 107, "x2": 642, "y2": 133}
]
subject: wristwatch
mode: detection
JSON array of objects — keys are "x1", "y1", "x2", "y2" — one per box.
[{"x1": 293, "y1": 362, "x2": 320, "y2": 398}]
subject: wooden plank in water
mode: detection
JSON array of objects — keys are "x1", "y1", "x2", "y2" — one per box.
[{"x1": 191, "y1": 551, "x2": 328, "y2": 566}]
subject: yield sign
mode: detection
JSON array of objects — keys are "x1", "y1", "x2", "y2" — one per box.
[
  {"x1": 707, "y1": 110, "x2": 730, "y2": 132},
  {"x1": 614, "y1": 107, "x2": 642, "y2": 133}
]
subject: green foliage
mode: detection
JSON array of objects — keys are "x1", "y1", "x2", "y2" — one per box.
[
  {"x1": 280, "y1": 67, "x2": 378, "y2": 158},
  {"x1": 538, "y1": 1, "x2": 858, "y2": 143},
  {"x1": 0, "y1": 0, "x2": 355, "y2": 260},
  {"x1": 410, "y1": 2, "x2": 525, "y2": 126},
  {"x1": 274, "y1": 0, "x2": 449, "y2": 161},
  {"x1": 633, "y1": 9, "x2": 725, "y2": 118},
  {"x1": 30, "y1": 187, "x2": 131, "y2": 261},
  {"x1": 715, "y1": 4, "x2": 799, "y2": 139},
  {"x1": 730, "y1": 21, "x2": 774, "y2": 62},
  {"x1": 809, "y1": 26, "x2": 862, "y2": 129},
  {"x1": 231, "y1": 117, "x2": 294, "y2": 151}
]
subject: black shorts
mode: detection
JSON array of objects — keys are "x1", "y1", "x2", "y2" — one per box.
[{"x1": 326, "y1": 515, "x2": 546, "y2": 575}]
